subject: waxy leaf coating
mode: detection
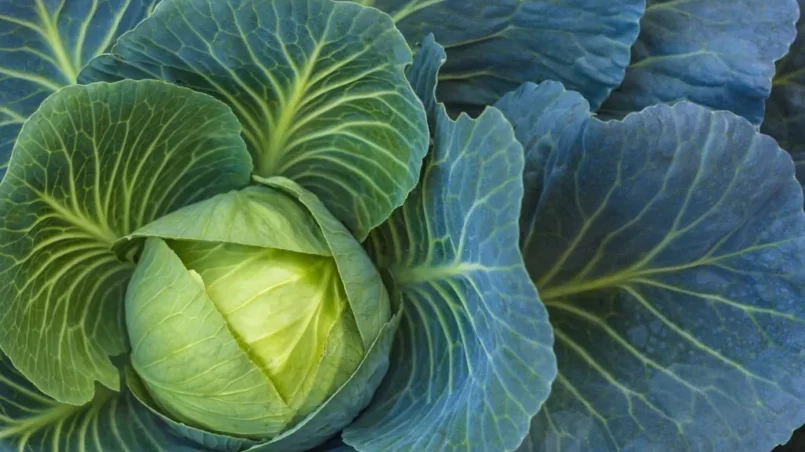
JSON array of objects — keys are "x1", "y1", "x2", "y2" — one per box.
[{"x1": 0, "y1": 357, "x2": 197, "y2": 452}]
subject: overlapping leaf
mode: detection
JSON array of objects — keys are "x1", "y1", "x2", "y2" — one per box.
[
  {"x1": 0, "y1": 0, "x2": 159, "y2": 177},
  {"x1": 0, "y1": 80, "x2": 251, "y2": 404},
  {"x1": 353, "y1": 0, "x2": 643, "y2": 112},
  {"x1": 601, "y1": 0, "x2": 799, "y2": 125},
  {"x1": 79, "y1": 0, "x2": 429, "y2": 240},
  {"x1": 493, "y1": 81, "x2": 589, "y2": 245},
  {"x1": 0, "y1": 357, "x2": 196, "y2": 452},
  {"x1": 343, "y1": 40, "x2": 556, "y2": 450},
  {"x1": 498, "y1": 85, "x2": 805, "y2": 451}
]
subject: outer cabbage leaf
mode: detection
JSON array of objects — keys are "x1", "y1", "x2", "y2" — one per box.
[
  {"x1": 0, "y1": 80, "x2": 252, "y2": 404},
  {"x1": 79, "y1": 0, "x2": 429, "y2": 240},
  {"x1": 0, "y1": 0, "x2": 159, "y2": 177},
  {"x1": 501, "y1": 88, "x2": 805, "y2": 451},
  {"x1": 353, "y1": 0, "x2": 643, "y2": 112},
  {"x1": 600, "y1": 0, "x2": 799, "y2": 125},
  {"x1": 343, "y1": 105, "x2": 556, "y2": 449},
  {"x1": 763, "y1": 0, "x2": 805, "y2": 191},
  {"x1": 0, "y1": 357, "x2": 197, "y2": 451},
  {"x1": 493, "y1": 81, "x2": 589, "y2": 246}
]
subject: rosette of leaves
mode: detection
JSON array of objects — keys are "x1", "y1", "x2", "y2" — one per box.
[{"x1": 1, "y1": 0, "x2": 805, "y2": 451}]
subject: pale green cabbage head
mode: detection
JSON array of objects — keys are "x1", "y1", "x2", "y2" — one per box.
[{"x1": 124, "y1": 183, "x2": 393, "y2": 440}]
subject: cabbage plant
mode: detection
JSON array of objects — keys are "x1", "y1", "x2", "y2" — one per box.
[{"x1": 1, "y1": 0, "x2": 805, "y2": 451}]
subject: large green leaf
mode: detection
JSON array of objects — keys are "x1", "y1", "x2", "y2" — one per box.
[
  {"x1": 498, "y1": 87, "x2": 805, "y2": 451},
  {"x1": 342, "y1": 70, "x2": 556, "y2": 449},
  {"x1": 0, "y1": 0, "x2": 159, "y2": 177},
  {"x1": 352, "y1": 0, "x2": 643, "y2": 112},
  {"x1": 0, "y1": 357, "x2": 197, "y2": 451},
  {"x1": 600, "y1": 0, "x2": 799, "y2": 125},
  {"x1": 493, "y1": 81, "x2": 590, "y2": 247},
  {"x1": 79, "y1": 0, "x2": 430, "y2": 240},
  {"x1": 0, "y1": 80, "x2": 252, "y2": 405}
]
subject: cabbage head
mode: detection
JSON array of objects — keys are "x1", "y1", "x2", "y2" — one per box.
[
  {"x1": 124, "y1": 184, "x2": 392, "y2": 441},
  {"x1": 0, "y1": 0, "x2": 805, "y2": 451}
]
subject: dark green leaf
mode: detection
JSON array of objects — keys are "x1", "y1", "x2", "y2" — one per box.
[
  {"x1": 0, "y1": 357, "x2": 197, "y2": 451},
  {"x1": 494, "y1": 81, "x2": 590, "y2": 246},
  {"x1": 344, "y1": 104, "x2": 556, "y2": 450},
  {"x1": 79, "y1": 0, "x2": 430, "y2": 240},
  {"x1": 0, "y1": 0, "x2": 159, "y2": 177},
  {"x1": 601, "y1": 0, "x2": 799, "y2": 125},
  {"x1": 353, "y1": 0, "x2": 643, "y2": 111},
  {"x1": 510, "y1": 97, "x2": 805, "y2": 451},
  {"x1": 0, "y1": 80, "x2": 251, "y2": 404}
]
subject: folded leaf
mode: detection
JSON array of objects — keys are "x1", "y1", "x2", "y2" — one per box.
[
  {"x1": 0, "y1": 80, "x2": 251, "y2": 404},
  {"x1": 345, "y1": 100, "x2": 556, "y2": 450}
]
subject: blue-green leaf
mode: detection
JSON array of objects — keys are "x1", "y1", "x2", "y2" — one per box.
[
  {"x1": 0, "y1": 357, "x2": 197, "y2": 452},
  {"x1": 763, "y1": 0, "x2": 805, "y2": 192},
  {"x1": 0, "y1": 0, "x2": 159, "y2": 177},
  {"x1": 0, "y1": 80, "x2": 251, "y2": 404},
  {"x1": 601, "y1": 0, "x2": 799, "y2": 125},
  {"x1": 512, "y1": 98, "x2": 805, "y2": 451},
  {"x1": 404, "y1": 34, "x2": 445, "y2": 129},
  {"x1": 354, "y1": 0, "x2": 643, "y2": 112},
  {"x1": 493, "y1": 81, "x2": 590, "y2": 246},
  {"x1": 344, "y1": 105, "x2": 556, "y2": 450},
  {"x1": 79, "y1": 0, "x2": 430, "y2": 240}
]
